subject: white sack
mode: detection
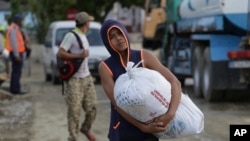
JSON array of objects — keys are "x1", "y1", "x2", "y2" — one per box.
[
  {"x1": 154, "y1": 94, "x2": 204, "y2": 138},
  {"x1": 114, "y1": 61, "x2": 172, "y2": 123},
  {"x1": 114, "y1": 61, "x2": 204, "y2": 138}
]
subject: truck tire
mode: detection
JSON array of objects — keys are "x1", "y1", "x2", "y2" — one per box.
[
  {"x1": 142, "y1": 38, "x2": 151, "y2": 49},
  {"x1": 142, "y1": 38, "x2": 159, "y2": 50},
  {"x1": 43, "y1": 63, "x2": 51, "y2": 81},
  {"x1": 51, "y1": 63, "x2": 61, "y2": 85},
  {"x1": 192, "y1": 47, "x2": 203, "y2": 98},
  {"x1": 45, "y1": 73, "x2": 52, "y2": 82},
  {"x1": 202, "y1": 48, "x2": 222, "y2": 102}
]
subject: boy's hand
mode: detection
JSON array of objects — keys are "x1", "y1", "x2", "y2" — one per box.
[
  {"x1": 154, "y1": 112, "x2": 174, "y2": 128},
  {"x1": 79, "y1": 50, "x2": 89, "y2": 58},
  {"x1": 140, "y1": 120, "x2": 167, "y2": 133}
]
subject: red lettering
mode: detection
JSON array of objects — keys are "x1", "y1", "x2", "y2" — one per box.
[{"x1": 151, "y1": 90, "x2": 170, "y2": 109}]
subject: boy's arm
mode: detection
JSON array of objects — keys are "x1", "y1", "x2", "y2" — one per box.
[
  {"x1": 142, "y1": 49, "x2": 182, "y2": 126},
  {"x1": 56, "y1": 33, "x2": 88, "y2": 60},
  {"x1": 98, "y1": 62, "x2": 167, "y2": 133},
  {"x1": 57, "y1": 47, "x2": 87, "y2": 60}
]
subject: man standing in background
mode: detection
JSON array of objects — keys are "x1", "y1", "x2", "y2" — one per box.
[
  {"x1": 57, "y1": 11, "x2": 97, "y2": 141},
  {"x1": 6, "y1": 13, "x2": 27, "y2": 95}
]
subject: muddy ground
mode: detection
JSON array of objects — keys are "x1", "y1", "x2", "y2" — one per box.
[{"x1": 0, "y1": 38, "x2": 250, "y2": 141}]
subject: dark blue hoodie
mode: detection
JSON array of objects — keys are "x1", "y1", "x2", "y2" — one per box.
[{"x1": 100, "y1": 19, "x2": 158, "y2": 141}]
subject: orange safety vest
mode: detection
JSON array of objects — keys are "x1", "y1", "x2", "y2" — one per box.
[{"x1": 6, "y1": 23, "x2": 25, "y2": 53}]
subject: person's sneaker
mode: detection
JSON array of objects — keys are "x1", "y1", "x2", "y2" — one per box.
[
  {"x1": 11, "y1": 91, "x2": 28, "y2": 95},
  {"x1": 18, "y1": 91, "x2": 28, "y2": 94},
  {"x1": 80, "y1": 128, "x2": 96, "y2": 141}
]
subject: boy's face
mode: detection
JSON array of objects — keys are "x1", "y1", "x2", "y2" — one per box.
[
  {"x1": 84, "y1": 21, "x2": 90, "y2": 30},
  {"x1": 108, "y1": 27, "x2": 128, "y2": 52}
]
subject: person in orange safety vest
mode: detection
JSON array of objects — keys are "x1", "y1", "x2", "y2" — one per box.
[{"x1": 6, "y1": 13, "x2": 27, "y2": 95}]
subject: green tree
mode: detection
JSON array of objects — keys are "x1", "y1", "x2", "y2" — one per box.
[
  {"x1": 7, "y1": 0, "x2": 25, "y2": 24},
  {"x1": 10, "y1": 0, "x2": 144, "y2": 43},
  {"x1": 26, "y1": 0, "x2": 76, "y2": 43}
]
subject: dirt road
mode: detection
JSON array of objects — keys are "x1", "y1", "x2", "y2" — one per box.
[{"x1": 0, "y1": 42, "x2": 250, "y2": 141}]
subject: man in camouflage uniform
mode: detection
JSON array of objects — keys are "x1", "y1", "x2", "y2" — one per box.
[{"x1": 57, "y1": 11, "x2": 97, "y2": 141}]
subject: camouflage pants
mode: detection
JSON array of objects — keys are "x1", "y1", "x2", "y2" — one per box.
[{"x1": 64, "y1": 75, "x2": 97, "y2": 141}]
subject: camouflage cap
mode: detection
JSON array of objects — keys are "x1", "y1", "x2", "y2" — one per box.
[{"x1": 75, "y1": 11, "x2": 94, "y2": 24}]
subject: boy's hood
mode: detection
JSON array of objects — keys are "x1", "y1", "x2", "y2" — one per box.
[{"x1": 100, "y1": 19, "x2": 130, "y2": 59}]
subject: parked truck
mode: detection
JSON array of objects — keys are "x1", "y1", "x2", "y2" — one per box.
[{"x1": 143, "y1": 0, "x2": 250, "y2": 101}]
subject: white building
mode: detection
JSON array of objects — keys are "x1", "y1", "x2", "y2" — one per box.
[{"x1": 105, "y1": 2, "x2": 145, "y2": 33}]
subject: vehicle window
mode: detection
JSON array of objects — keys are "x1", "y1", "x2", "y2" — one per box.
[
  {"x1": 86, "y1": 28, "x2": 104, "y2": 46},
  {"x1": 45, "y1": 28, "x2": 52, "y2": 47},
  {"x1": 55, "y1": 28, "x2": 73, "y2": 46}
]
